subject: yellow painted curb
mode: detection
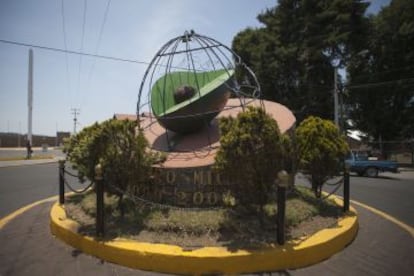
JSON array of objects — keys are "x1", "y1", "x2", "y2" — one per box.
[{"x1": 50, "y1": 196, "x2": 358, "y2": 275}]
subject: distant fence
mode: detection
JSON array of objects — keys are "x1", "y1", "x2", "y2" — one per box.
[
  {"x1": 388, "y1": 151, "x2": 413, "y2": 166},
  {"x1": 352, "y1": 140, "x2": 414, "y2": 166},
  {"x1": 0, "y1": 132, "x2": 70, "y2": 147}
]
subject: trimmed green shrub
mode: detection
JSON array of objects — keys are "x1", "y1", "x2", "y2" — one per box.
[
  {"x1": 296, "y1": 116, "x2": 349, "y2": 197},
  {"x1": 64, "y1": 119, "x2": 161, "y2": 215},
  {"x1": 214, "y1": 106, "x2": 291, "y2": 213}
]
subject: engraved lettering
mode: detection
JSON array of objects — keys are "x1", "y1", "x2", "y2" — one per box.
[
  {"x1": 193, "y1": 170, "x2": 204, "y2": 188},
  {"x1": 193, "y1": 192, "x2": 204, "y2": 205},
  {"x1": 166, "y1": 170, "x2": 176, "y2": 184},
  {"x1": 206, "y1": 170, "x2": 212, "y2": 185},
  {"x1": 206, "y1": 192, "x2": 218, "y2": 205},
  {"x1": 215, "y1": 172, "x2": 222, "y2": 185},
  {"x1": 176, "y1": 190, "x2": 187, "y2": 205}
]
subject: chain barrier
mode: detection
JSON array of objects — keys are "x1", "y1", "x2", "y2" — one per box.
[
  {"x1": 105, "y1": 181, "x2": 229, "y2": 212},
  {"x1": 321, "y1": 179, "x2": 343, "y2": 201},
  {"x1": 296, "y1": 173, "x2": 344, "y2": 200},
  {"x1": 63, "y1": 169, "x2": 79, "y2": 178},
  {"x1": 60, "y1": 170, "x2": 94, "y2": 194},
  {"x1": 324, "y1": 176, "x2": 344, "y2": 186}
]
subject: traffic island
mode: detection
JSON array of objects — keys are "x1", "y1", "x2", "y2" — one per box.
[
  {"x1": 52, "y1": 30, "x2": 359, "y2": 275},
  {"x1": 50, "y1": 196, "x2": 358, "y2": 275}
]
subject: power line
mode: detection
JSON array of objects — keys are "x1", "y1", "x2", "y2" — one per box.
[
  {"x1": 80, "y1": 0, "x2": 88, "y2": 53},
  {"x1": 86, "y1": 0, "x2": 112, "y2": 90},
  {"x1": 2, "y1": 37, "x2": 413, "y2": 92},
  {"x1": 346, "y1": 77, "x2": 414, "y2": 89},
  {"x1": 349, "y1": 65, "x2": 414, "y2": 80},
  {"x1": 367, "y1": 140, "x2": 414, "y2": 144},
  {"x1": 77, "y1": 0, "x2": 88, "y2": 109},
  {"x1": 0, "y1": 38, "x2": 150, "y2": 65},
  {"x1": 61, "y1": 0, "x2": 72, "y2": 108},
  {"x1": 95, "y1": 0, "x2": 111, "y2": 55}
]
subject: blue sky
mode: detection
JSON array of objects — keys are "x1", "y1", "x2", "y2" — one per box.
[{"x1": 0, "y1": 0, "x2": 390, "y2": 136}]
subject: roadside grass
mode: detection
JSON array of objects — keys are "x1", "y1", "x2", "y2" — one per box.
[
  {"x1": 0, "y1": 155, "x2": 55, "y2": 161},
  {"x1": 65, "y1": 185, "x2": 342, "y2": 248}
]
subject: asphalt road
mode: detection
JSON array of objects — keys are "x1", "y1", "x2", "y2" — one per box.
[
  {"x1": 0, "y1": 162, "x2": 82, "y2": 218},
  {"x1": 349, "y1": 172, "x2": 414, "y2": 226},
  {"x1": 297, "y1": 171, "x2": 414, "y2": 227},
  {"x1": 1, "y1": 163, "x2": 414, "y2": 228}
]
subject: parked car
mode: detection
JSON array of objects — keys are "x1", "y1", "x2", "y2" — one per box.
[{"x1": 345, "y1": 151, "x2": 399, "y2": 177}]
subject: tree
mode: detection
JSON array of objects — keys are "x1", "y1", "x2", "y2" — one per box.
[
  {"x1": 214, "y1": 107, "x2": 292, "y2": 217},
  {"x1": 296, "y1": 116, "x2": 349, "y2": 197},
  {"x1": 347, "y1": 0, "x2": 414, "y2": 152},
  {"x1": 232, "y1": 0, "x2": 369, "y2": 123},
  {"x1": 64, "y1": 119, "x2": 160, "y2": 215}
]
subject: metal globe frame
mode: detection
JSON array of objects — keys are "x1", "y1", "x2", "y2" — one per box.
[{"x1": 137, "y1": 30, "x2": 262, "y2": 151}]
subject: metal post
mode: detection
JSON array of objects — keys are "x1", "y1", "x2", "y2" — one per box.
[
  {"x1": 95, "y1": 164, "x2": 104, "y2": 237},
  {"x1": 26, "y1": 141, "x2": 32, "y2": 159},
  {"x1": 277, "y1": 186, "x2": 286, "y2": 245},
  {"x1": 343, "y1": 164, "x2": 350, "y2": 212},
  {"x1": 59, "y1": 160, "x2": 65, "y2": 205},
  {"x1": 277, "y1": 171, "x2": 289, "y2": 245}
]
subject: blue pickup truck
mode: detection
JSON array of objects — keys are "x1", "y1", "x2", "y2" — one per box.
[{"x1": 345, "y1": 152, "x2": 399, "y2": 177}]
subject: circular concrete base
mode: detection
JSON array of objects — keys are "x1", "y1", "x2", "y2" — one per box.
[
  {"x1": 140, "y1": 98, "x2": 296, "y2": 168},
  {"x1": 50, "y1": 196, "x2": 358, "y2": 275}
]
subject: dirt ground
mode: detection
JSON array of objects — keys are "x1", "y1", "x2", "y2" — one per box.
[{"x1": 65, "y1": 199, "x2": 339, "y2": 250}]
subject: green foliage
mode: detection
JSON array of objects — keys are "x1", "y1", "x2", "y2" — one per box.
[
  {"x1": 231, "y1": 0, "x2": 413, "y2": 151},
  {"x1": 348, "y1": 0, "x2": 414, "y2": 148},
  {"x1": 214, "y1": 106, "x2": 291, "y2": 208},
  {"x1": 296, "y1": 116, "x2": 349, "y2": 197},
  {"x1": 285, "y1": 198, "x2": 318, "y2": 227},
  {"x1": 232, "y1": 0, "x2": 368, "y2": 122},
  {"x1": 285, "y1": 186, "x2": 341, "y2": 226},
  {"x1": 64, "y1": 119, "x2": 161, "y2": 211},
  {"x1": 79, "y1": 191, "x2": 119, "y2": 216},
  {"x1": 145, "y1": 209, "x2": 226, "y2": 236},
  {"x1": 64, "y1": 122, "x2": 103, "y2": 182}
]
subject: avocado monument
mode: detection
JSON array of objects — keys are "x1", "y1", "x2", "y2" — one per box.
[
  {"x1": 51, "y1": 31, "x2": 357, "y2": 275},
  {"x1": 136, "y1": 31, "x2": 296, "y2": 207}
]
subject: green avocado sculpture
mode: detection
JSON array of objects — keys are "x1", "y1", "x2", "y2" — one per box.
[{"x1": 151, "y1": 69, "x2": 234, "y2": 133}]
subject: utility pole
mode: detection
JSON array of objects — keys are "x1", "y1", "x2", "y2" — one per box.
[
  {"x1": 333, "y1": 67, "x2": 339, "y2": 128},
  {"x1": 28, "y1": 48, "x2": 34, "y2": 145},
  {"x1": 71, "y1": 108, "x2": 80, "y2": 135}
]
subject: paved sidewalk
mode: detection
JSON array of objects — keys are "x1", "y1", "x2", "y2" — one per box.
[
  {"x1": 0, "y1": 201, "x2": 413, "y2": 275},
  {"x1": 0, "y1": 157, "x2": 62, "y2": 168},
  {"x1": 0, "y1": 148, "x2": 65, "y2": 168}
]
